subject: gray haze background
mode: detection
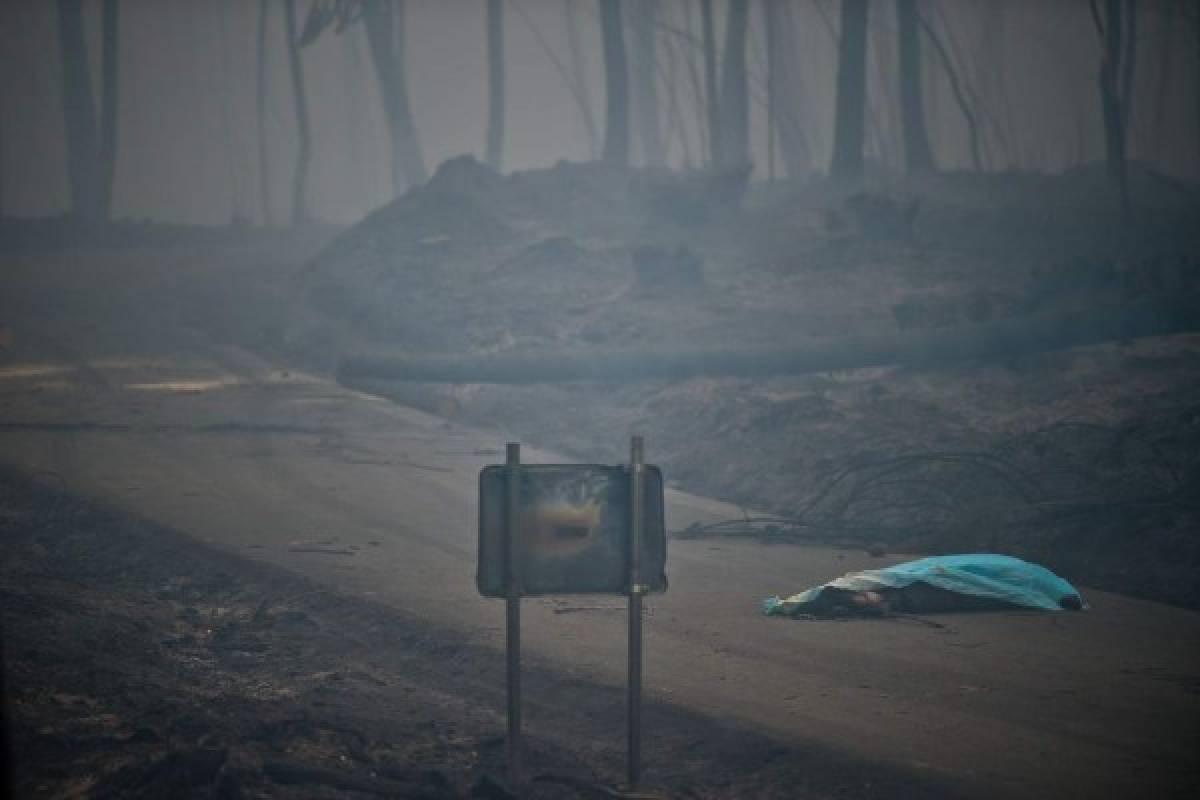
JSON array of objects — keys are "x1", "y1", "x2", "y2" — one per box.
[{"x1": 1, "y1": 0, "x2": 1197, "y2": 225}]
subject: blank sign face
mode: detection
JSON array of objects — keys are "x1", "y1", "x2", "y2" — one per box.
[{"x1": 477, "y1": 465, "x2": 667, "y2": 597}]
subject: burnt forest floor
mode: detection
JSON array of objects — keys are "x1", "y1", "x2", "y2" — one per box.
[
  {"x1": 0, "y1": 467, "x2": 953, "y2": 800},
  {"x1": 289, "y1": 159, "x2": 1200, "y2": 608}
]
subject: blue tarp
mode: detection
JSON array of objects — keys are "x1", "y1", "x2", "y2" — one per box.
[{"x1": 764, "y1": 553, "x2": 1084, "y2": 615}]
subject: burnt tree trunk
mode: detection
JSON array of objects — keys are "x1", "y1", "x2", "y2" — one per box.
[
  {"x1": 719, "y1": 0, "x2": 749, "y2": 168},
  {"x1": 917, "y1": 8, "x2": 981, "y2": 170},
  {"x1": 56, "y1": 0, "x2": 99, "y2": 221},
  {"x1": 563, "y1": 0, "x2": 598, "y2": 158},
  {"x1": 1094, "y1": 0, "x2": 1130, "y2": 215},
  {"x1": 897, "y1": 0, "x2": 934, "y2": 173},
  {"x1": 830, "y1": 0, "x2": 869, "y2": 180},
  {"x1": 1150, "y1": 0, "x2": 1173, "y2": 152},
  {"x1": 700, "y1": 0, "x2": 721, "y2": 165},
  {"x1": 1119, "y1": 0, "x2": 1137, "y2": 137},
  {"x1": 485, "y1": 0, "x2": 504, "y2": 171},
  {"x1": 283, "y1": 0, "x2": 312, "y2": 224},
  {"x1": 364, "y1": 0, "x2": 427, "y2": 194},
  {"x1": 600, "y1": 0, "x2": 629, "y2": 164},
  {"x1": 256, "y1": 0, "x2": 273, "y2": 225},
  {"x1": 97, "y1": 0, "x2": 119, "y2": 220},
  {"x1": 629, "y1": 0, "x2": 664, "y2": 167},
  {"x1": 765, "y1": 0, "x2": 810, "y2": 178}
]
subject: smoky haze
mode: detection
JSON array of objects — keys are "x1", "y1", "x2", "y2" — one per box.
[
  {"x1": 2, "y1": 0, "x2": 1198, "y2": 223},
  {"x1": 3, "y1": 3, "x2": 1200, "y2": 800}
]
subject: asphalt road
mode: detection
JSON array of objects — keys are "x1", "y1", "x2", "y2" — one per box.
[{"x1": 2, "y1": 245, "x2": 1198, "y2": 799}]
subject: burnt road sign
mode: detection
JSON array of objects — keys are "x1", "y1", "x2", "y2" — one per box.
[
  {"x1": 477, "y1": 463, "x2": 668, "y2": 597},
  {"x1": 478, "y1": 440, "x2": 664, "y2": 793}
]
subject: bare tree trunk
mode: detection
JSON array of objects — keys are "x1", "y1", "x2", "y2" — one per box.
[
  {"x1": 700, "y1": 0, "x2": 721, "y2": 165},
  {"x1": 97, "y1": 0, "x2": 119, "y2": 220},
  {"x1": 283, "y1": 0, "x2": 311, "y2": 224},
  {"x1": 766, "y1": 10, "x2": 776, "y2": 182},
  {"x1": 485, "y1": 0, "x2": 504, "y2": 171},
  {"x1": 656, "y1": 1, "x2": 688, "y2": 165},
  {"x1": 56, "y1": 0, "x2": 99, "y2": 221},
  {"x1": 1097, "y1": 0, "x2": 1125, "y2": 178},
  {"x1": 897, "y1": 0, "x2": 933, "y2": 173},
  {"x1": 217, "y1": 0, "x2": 247, "y2": 223},
  {"x1": 600, "y1": 0, "x2": 629, "y2": 165},
  {"x1": 387, "y1": 0, "x2": 426, "y2": 187},
  {"x1": 1119, "y1": 0, "x2": 1137, "y2": 138},
  {"x1": 0, "y1": 113, "x2": 5, "y2": 218},
  {"x1": 364, "y1": 0, "x2": 427, "y2": 194},
  {"x1": 563, "y1": 0, "x2": 597, "y2": 159},
  {"x1": 256, "y1": 0, "x2": 273, "y2": 226},
  {"x1": 1151, "y1": 0, "x2": 1173, "y2": 153},
  {"x1": 978, "y1": 1, "x2": 1015, "y2": 169},
  {"x1": 765, "y1": 0, "x2": 810, "y2": 178},
  {"x1": 918, "y1": 10, "x2": 981, "y2": 171},
  {"x1": 340, "y1": 26, "x2": 378, "y2": 207},
  {"x1": 629, "y1": 0, "x2": 664, "y2": 167},
  {"x1": 719, "y1": 0, "x2": 749, "y2": 168},
  {"x1": 679, "y1": 0, "x2": 707, "y2": 166},
  {"x1": 1093, "y1": 0, "x2": 1130, "y2": 215},
  {"x1": 830, "y1": 0, "x2": 869, "y2": 180}
]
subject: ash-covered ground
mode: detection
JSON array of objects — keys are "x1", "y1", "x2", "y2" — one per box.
[
  {"x1": 3, "y1": 159, "x2": 1200, "y2": 799},
  {"x1": 294, "y1": 158, "x2": 1200, "y2": 607}
]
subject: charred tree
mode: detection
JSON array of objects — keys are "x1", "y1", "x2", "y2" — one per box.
[
  {"x1": 765, "y1": 0, "x2": 777, "y2": 179},
  {"x1": 674, "y1": 0, "x2": 707, "y2": 166},
  {"x1": 363, "y1": 0, "x2": 427, "y2": 193},
  {"x1": 719, "y1": 0, "x2": 750, "y2": 169},
  {"x1": 921, "y1": 14, "x2": 979, "y2": 168},
  {"x1": 830, "y1": 0, "x2": 869, "y2": 180},
  {"x1": 55, "y1": 0, "x2": 120, "y2": 222},
  {"x1": 1151, "y1": 0, "x2": 1173, "y2": 152},
  {"x1": 700, "y1": 0, "x2": 721, "y2": 165},
  {"x1": 283, "y1": 0, "x2": 312, "y2": 224},
  {"x1": 896, "y1": 0, "x2": 933, "y2": 173},
  {"x1": 256, "y1": 0, "x2": 273, "y2": 226},
  {"x1": 629, "y1": 0, "x2": 664, "y2": 167},
  {"x1": 485, "y1": 0, "x2": 504, "y2": 171},
  {"x1": 97, "y1": 0, "x2": 119, "y2": 220},
  {"x1": 600, "y1": 0, "x2": 629, "y2": 164},
  {"x1": 917, "y1": 9, "x2": 981, "y2": 170},
  {"x1": 765, "y1": 0, "x2": 810, "y2": 179},
  {"x1": 56, "y1": 0, "x2": 100, "y2": 221},
  {"x1": 563, "y1": 0, "x2": 598, "y2": 159},
  {"x1": 1090, "y1": 0, "x2": 1130, "y2": 215},
  {"x1": 1119, "y1": 0, "x2": 1137, "y2": 137}
]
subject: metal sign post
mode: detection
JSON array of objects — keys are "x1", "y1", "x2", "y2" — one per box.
[
  {"x1": 504, "y1": 442, "x2": 522, "y2": 791},
  {"x1": 627, "y1": 435, "x2": 644, "y2": 790},
  {"x1": 478, "y1": 437, "x2": 665, "y2": 795}
]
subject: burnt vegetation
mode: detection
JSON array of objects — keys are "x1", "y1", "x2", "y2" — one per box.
[{"x1": 3, "y1": 1, "x2": 1200, "y2": 798}]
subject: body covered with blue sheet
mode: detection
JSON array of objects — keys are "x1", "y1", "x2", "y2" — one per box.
[{"x1": 764, "y1": 554, "x2": 1084, "y2": 616}]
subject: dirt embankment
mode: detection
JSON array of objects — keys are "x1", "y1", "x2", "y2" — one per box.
[
  {"x1": 296, "y1": 157, "x2": 1200, "y2": 608},
  {"x1": 1, "y1": 469, "x2": 953, "y2": 800}
]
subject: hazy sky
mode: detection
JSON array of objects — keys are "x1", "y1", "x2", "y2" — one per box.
[{"x1": 1, "y1": 0, "x2": 1197, "y2": 224}]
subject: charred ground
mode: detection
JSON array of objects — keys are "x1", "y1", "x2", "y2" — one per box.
[
  {"x1": 2, "y1": 160, "x2": 1200, "y2": 799},
  {"x1": 1, "y1": 468, "x2": 953, "y2": 800},
  {"x1": 298, "y1": 158, "x2": 1200, "y2": 607}
]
